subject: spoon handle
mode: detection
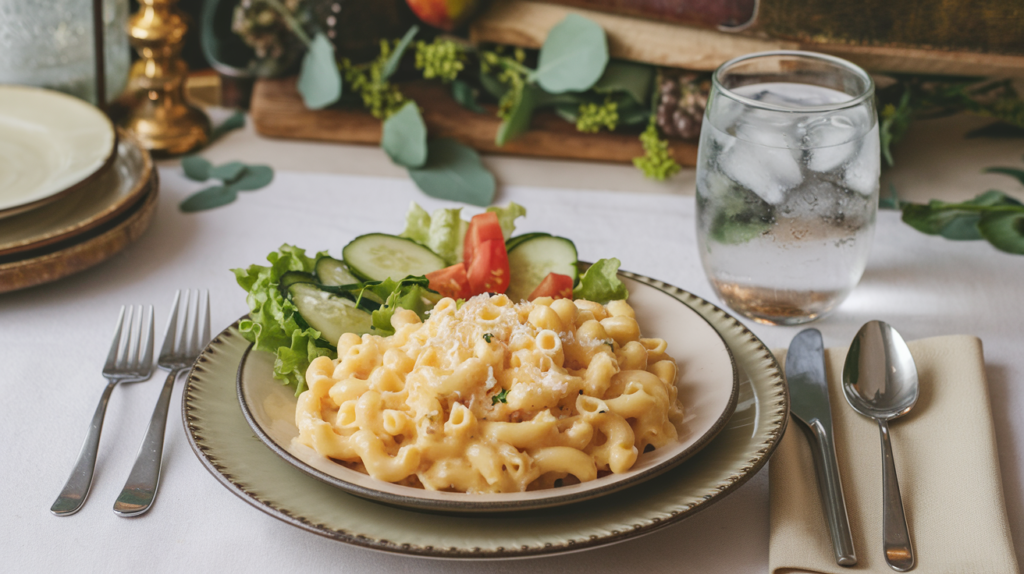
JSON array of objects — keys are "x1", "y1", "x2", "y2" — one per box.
[{"x1": 878, "y1": 419, "x2": 914, "y2": 571}]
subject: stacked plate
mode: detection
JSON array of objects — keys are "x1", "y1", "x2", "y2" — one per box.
[{"x1": 0, "y1": 85, "x2": 159, "y2": 294}]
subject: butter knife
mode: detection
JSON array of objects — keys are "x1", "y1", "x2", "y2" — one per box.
[{"x1": 787, "y1": 328, "x2": 857, "y2": 567}]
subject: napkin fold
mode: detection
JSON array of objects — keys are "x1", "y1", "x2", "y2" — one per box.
[{"x1": 770, "y1": 335, "x2": 1018, "y2": 574}]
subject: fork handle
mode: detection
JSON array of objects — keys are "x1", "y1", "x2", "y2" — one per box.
[
  {"x1": 113, "y1": 369, "x2": 181, "y2": 517},
  {"x1": 51, "y1": 381, "x2": 118, "y2": 516}
]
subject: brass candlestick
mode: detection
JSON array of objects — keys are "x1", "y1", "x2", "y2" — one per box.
[{"x1": 124, "y1": 0, "x2": 210, "y2": 155}]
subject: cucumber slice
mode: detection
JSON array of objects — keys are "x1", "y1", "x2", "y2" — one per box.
[
  {"x1": 342, "y1": 233, "x2": 446, "y2": 281},
  {"x1": 315, "y1": 256, "x2": 361, "y2": 286},
  {"x1": 505, "y1": 235, "x2": 578, "y2": 303},
  {"x1": 505, "y1": 232, "x2": 550, "y2": 252},
  {"x1": 279, "y1": 271, "x2": 315, "y2": 296},
  {"x1": 288, "y1": 283, "x2": 373, "y2": 346}
]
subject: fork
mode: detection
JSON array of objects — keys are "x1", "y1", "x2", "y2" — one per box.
[
  {"x1": 113, "y1": 289, "x2": 209, "y2": 517},
  {"x1": 51, "y1": 305, "x2": 155, "y2": 516}
]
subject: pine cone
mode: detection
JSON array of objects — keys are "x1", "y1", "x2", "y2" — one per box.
[{"x1": 655, "y1": 70, "x2": 711, "y2": 141}]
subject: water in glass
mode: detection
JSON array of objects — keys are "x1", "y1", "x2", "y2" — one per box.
[{"x1": 697, "y1": 69, "x2": 878, "y2": 325}]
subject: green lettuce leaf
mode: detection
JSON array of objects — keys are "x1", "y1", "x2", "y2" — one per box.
[
  {"x1": 350, "y1": 276, "x2": 440, "y2": 336},
  {"x1": 399, "y1": 201, "x2": 528, "y2": 262},
  {"x1": 232, "y1": 245, "x2": 334, "y2": 395},
  {"x1": 486, "y1": 202, "x2": 527, "y2": 239},
  {"x1": 573, "y1": 258, "x2": 628, "y2": 304}
]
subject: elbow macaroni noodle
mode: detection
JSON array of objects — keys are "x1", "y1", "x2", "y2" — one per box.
[{"x1": 295, "y1": 294, "x2": 685, "y2": 493}]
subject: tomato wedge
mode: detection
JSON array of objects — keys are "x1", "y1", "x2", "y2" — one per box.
[
  {"x1": 425, "y1": 263, "x2": 471, "y2": 299},
  {"x1": 467, "y1": 239, "x2": 510, "y2": 295},
  {"x1": 463, "y1": 212, "x2": 504, "y2": 267},
  {"x1": 528, "y1": 272, "x2": 574, "y2": 301}
]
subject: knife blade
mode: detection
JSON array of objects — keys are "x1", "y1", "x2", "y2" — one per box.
[{"x1": 786, "y1": 328, "x2": 857, "y2": 567}]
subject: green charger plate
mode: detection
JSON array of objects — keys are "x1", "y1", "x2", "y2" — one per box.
[{"x1": 182, "y1": 271, "x2": 788, "y2": 559}]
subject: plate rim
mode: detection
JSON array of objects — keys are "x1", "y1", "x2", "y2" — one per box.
[
  {"x1": 182, "y1": 272, "x2": 789, "y2": 558},
  {"x1": 0, "y1": 85, "x2": 118, "y2": 219},
  {"x1": 233, "y1": 279, "x2": 740, "y2": 512},
  {"x1": 0, "y1": 128, "x2": 152, "y2": 257}
]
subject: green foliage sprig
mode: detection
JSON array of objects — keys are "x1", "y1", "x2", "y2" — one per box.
[
  {"x1": 633, "y1": 120, "x2": 681, "y2": 181},
  {"x1": 340, "y1": 39, "x2": 407, "y2": 120},
  {"x1": 415, "y1": 38, "x2": 467, "y2": 83},
  {"x1": 576, "y1": 98, "x2": 618, "y2": 133},
  {"x1": 892, "y1": 160, "x2": 1024, "y2": 255},
  {"x1": 179, "y1": 156, "x2": 275, "y2": 212}
]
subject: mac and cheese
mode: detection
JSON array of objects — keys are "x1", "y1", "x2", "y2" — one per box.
[{"x1": 295, "y1": 294, "x2": 684, "y2": 493}]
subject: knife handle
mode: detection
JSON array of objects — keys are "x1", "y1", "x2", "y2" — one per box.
[{"x1": 806, "y1": 419, "x2": 858, "y2": 567}]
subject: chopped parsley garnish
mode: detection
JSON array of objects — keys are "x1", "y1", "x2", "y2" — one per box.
[
  {"x1": 483, "y1": 332, "x2": 493, "y2": 343},
  {"x1": 492, "y1": 388, "x2": 509, "y2": 405}
]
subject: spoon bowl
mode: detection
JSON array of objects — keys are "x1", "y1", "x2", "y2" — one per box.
[
  {"x1": 843, "y1": 320, "x2": 920, "y2": 572},
  {"x1": 843, "y1": 320, "x2": 919, "y2": 421}
]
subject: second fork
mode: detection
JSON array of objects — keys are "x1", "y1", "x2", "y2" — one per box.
[{"x1": 113, "y1": 289, "x2": 210, "y2": 517}]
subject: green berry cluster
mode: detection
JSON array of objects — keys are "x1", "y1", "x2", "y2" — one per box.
[
  {"x1": 481, "y1": 48, "x2": 528, "y2": 119},
  {"x1": 633, "y1": 120, "x2": 681, "y2": 181},
  {"x1": 414, "y1": 39, "x2": 466, "y2": 83},
  {"x1": 575, "y1": 98, "x2": 618, "y2": 133},
  {"x1": 341, "y1": 39, "x2": 405, "y2": 119}
]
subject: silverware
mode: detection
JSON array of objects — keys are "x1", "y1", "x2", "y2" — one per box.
[
  {"x1": 113, "y1": 290, "x2": 209, "y2": 517},
  {"x1": 787, "y1": 328, "x2": 857, "y2": 567},
  {"x1": 843, "y1": 320, "x2": 919, "y2": 572},
  {"x1": 51, "y1": 305, "x2": 155, "y2": 516}
]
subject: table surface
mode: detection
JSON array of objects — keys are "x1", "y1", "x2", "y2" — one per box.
[{"x1": 3, "y1": 110, "x2": 1023, "y2": 573}]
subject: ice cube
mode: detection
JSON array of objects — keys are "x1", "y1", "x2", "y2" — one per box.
[
  {"x1": 717, "y1": 121, "x2": 802, "y2": 205},
  {"x1": 844, "y1": 127, "x2": 880, "y2": 196},
  {"x1": 804, "y1": 110, "x2": 869, "y2": 172}
]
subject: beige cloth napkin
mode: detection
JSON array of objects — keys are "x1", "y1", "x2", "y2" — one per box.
[{"x1": 770, "y1": 335, "x2": 1018, "y2": 574}]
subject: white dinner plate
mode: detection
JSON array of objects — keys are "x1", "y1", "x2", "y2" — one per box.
[
  {"x1": 0, "y1": 128, "x2": 151, "y2": 257},
  {"x1": 236, "y1": 274, "x2": 739, "y2": 512},
  {"x1": 183, "y1": 271, "x2": 788, "y2": 558},
  {"x1": 0, "y1": 85, "x2": 117, "y2": 219}
]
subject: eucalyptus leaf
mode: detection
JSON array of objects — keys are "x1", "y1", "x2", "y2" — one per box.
[
  {"x1": 382, "y1": 25, "x2": 419, "y2": 80},
  {"x1": 534, "y1": 14, "x2": 609, "y2": 94},
  {"x1": 593, "y1": 60, "x2": 654, "y2": 106},
  {"x1": 451, "y1": 80, "x2": 484, "y2": 113},
  {"x1": 978, "y1": 211, "x2": 1024, "y2": 254},
  {"x1": 984, "y1": 166, "x2": 1024, "y2": 187},
  {"x1": 210, "y1": 161, "x2": 247, "y2": 182},
  {"x1": 182, "y1": 156, "x2": 212, "y2": 181},
  {"x1": 496, "y1": 84, "x2": 539, "y2": 146},
  {"x1": 180, "y1": 185, "x2": 238, "y2": 212},
  {"x1": 408, "y1": 138, "x2": 496, "y2": 207},
  {"x1": 533, "y1": 90, "x2": 585, "y2": 108},
  {"x1": 228, "y1": 165, "x2": 274, "y2": 191},
  {"x1": 382, "y1": 101, "x2": 428, "y2": 168},
  {"x1": 209, "y1": 110, "x2": 245, "y2": 143},
  {"x1": 553, "y1": 103, "x2": 578, "y2": 123},
  {"x1": 298, "y1": 32, "x2": 342, "y2": 109}
]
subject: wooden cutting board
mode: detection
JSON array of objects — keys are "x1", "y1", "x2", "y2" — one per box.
[{"x1": 249, "y1": 77, "x2": 699, "y2": 166}]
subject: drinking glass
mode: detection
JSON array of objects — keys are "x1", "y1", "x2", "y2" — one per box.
[{"x1": 695, "y1": 51, "x2": 878, "y2": 325}]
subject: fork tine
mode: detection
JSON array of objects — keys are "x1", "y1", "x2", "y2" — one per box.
[
  {"x1": 160, "y1": 291, "x2": 181, "y2": 359},
  {"x1": 177, "y1": 289, "x2": 192, "y2": 355},
  {"x1": 104, "y1": 306, "x2": 127, "y2": 372},
  {"x1": 201, "y1": 290, "x2": 211, "y2": 352},
  {"x1": 126, "y1": 305, "x2": 142, "y2": 370},
  {"x1": 140, "y1": 305, "x2": 155, "y2": 374},
  {"x1": 188, "y1": 290, "x2": 202, "y2": 355},
  {"x1": 115, "y1": 305, "x2": 134, "y2": 370}
]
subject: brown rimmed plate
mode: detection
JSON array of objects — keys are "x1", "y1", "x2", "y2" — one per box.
[
  {"x1": 0, "y1": 128, "x2": 152, "y2": 257},
  {"x1": 236, "y1": 274, "x2": 739, "y2": 513},
  {"x1": 182, "y1": 272, "x2": 788, "y2": 558},
  {"x1": 0, "y1": 171, "x2": 158, "y2": 294}
]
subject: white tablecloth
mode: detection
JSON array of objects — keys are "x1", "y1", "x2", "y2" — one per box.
[{"x1": 4, "y1": 146, "x2": 1024, "y2": 572}]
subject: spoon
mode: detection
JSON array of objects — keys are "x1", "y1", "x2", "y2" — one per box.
[{"x1": 842, "y1": 320, "x2": 919, "y2": 572}]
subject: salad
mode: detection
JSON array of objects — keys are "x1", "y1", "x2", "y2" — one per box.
[{"x1": 233, "y1": 203, "x2": 630, "y2": 394}]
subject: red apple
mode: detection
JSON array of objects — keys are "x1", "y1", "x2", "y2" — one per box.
[{"x1": 405, "y1": 0, "x2": 480, "y2": 31}]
